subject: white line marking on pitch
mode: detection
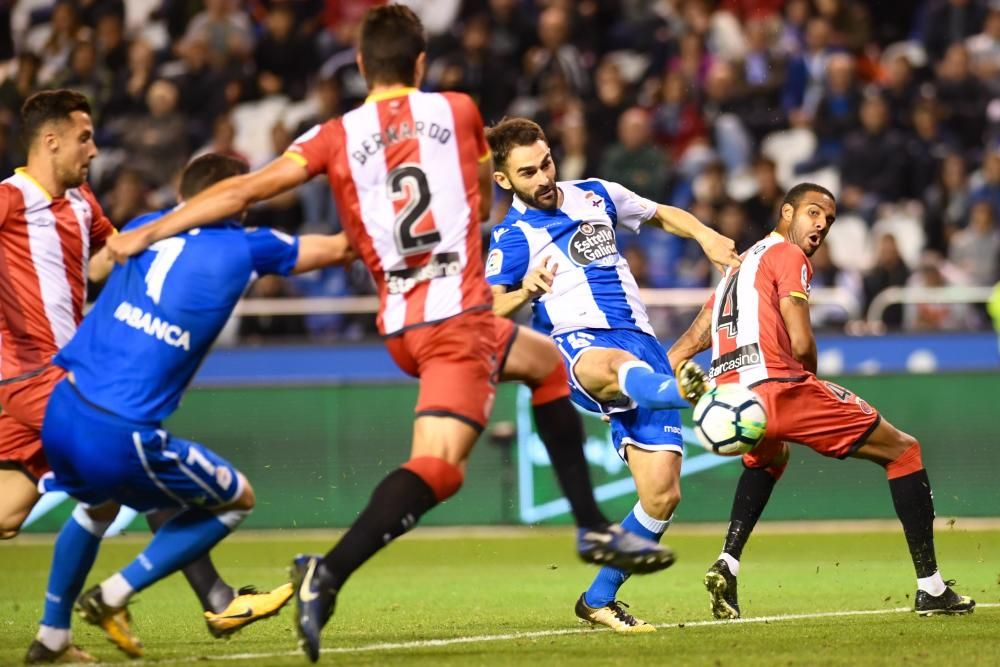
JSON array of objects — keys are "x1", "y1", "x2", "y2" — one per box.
[{"x1": 117, "y1": 603, "x2": 1000, "y2": 665}]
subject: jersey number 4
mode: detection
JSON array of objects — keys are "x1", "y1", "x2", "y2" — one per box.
[
  {"x1": 716, "y1": 270, "x2": 740, "y2": 338},
  {"x1": 388, "y1": 164, "x2": 440, "y2": 255}
]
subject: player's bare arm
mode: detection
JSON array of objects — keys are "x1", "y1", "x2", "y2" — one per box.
[
  {"x1": 88, "y1": 244, "x2": 115, "y2": 283},
  {"x1": 491, "y1": 257, "x2": 558, "y2": 318},
  {"x1": 292, "y1": 232, "x2": 357, "y2": 274},
  {"x1": 477, "y1": 155, "x2": 493, "y2": 222},
  {"x1": 106, "y1": 157, "x2": 310, "y2": 262},
  {"x1": 647, "y1": 204, "x2": 741, "y2": 273},
  {"x1": 667, "y1": 303, "x2": 713, "y2": 374},
  {"x1": 779, "y1": 295, "x2": 817, "y2": 374}
]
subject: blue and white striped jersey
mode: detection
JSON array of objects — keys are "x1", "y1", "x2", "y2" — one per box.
[{"x1": 486, "y1": 179, "x2": 657, "y2": 337}]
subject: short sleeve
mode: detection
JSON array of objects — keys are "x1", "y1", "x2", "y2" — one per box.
[
  {"x1": 444, "y1": 92, "x2": 490, "y2": 163},
  {"x1": 0, "y1": 187, "x2": 9, "y2": 231},
  {"x1": 766, "y1": 242, "x2": 812, "y2": 301},
  {"x1": 246, "y1": 227, "x2": 300, "y2": 277},
  {"x1": 284, "y1": 121, "x2": 336, "y2": 178},
  {"x1": 81, "y1": 185, "x2": 115, "y2": 248},
  {"x1": 485, "y1": 224, "x2": 530, "y2": 287},
  {"x1": 597, "y1": 179, "x2": 658, "y2": 231}
]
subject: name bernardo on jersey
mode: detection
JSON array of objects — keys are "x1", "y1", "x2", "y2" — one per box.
[
  {"x1": 113, "y1": 301, "x2": 191, "y2": 351},
  {"x1": 569, "y1": 223, "x2": 618, "y2": 266},
  {"x1": 351, "y1": 120, "x2": 453, "y2": 166}
]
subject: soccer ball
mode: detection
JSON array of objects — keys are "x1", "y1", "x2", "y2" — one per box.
[{"x1": 692, "y1": 384, "x2": 767, "y2": 456}]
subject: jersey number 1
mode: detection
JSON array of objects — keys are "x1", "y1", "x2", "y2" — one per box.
[
  {"x1": 717, "y1": 270, "x2": 740, "y2": 338},
  {"x1": 388, "y1": 164, "x2": 440, "y2": 255}
]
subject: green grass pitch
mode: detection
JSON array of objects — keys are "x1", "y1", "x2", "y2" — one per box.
[{"x1": 1, "y1": 526, "x2": 997, "y2": 665}]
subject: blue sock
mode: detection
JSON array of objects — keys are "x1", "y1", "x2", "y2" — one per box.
[
  {"x1": 618, "y1": 362, "x2": 688, "y2": 410},
  {"x1": 120, "y1": 508, "x2": 244, "y2": 592},
  {"x1": 42, "y1": 506, "x2": 111, "y2": 628},
  {"x1": 584, "y1": 502, "x2": 671, "y2": 608}
]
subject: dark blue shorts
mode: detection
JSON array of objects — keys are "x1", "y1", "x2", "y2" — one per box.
[{"x1": 40, "y1": 379, "x2": 242, "y2": 511}]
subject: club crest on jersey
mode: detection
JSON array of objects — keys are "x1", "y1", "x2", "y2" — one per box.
[
  {"x1": 568, "y1": 222, "x2": 618, "y2": 267},
  {"x1": 584, "y1": 191, "x2": 604, "y2": 208}
]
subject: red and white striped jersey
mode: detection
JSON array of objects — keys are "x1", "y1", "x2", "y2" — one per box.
[
  {"x1": 707, "y1": 232, "x2": 813, "y2": 386},
  {"x1": 284, "y1": 88, "x2": 493, "y2": 336},
  {"x1": 0, "y1": 169, "x2": 115, "y2": 380}
]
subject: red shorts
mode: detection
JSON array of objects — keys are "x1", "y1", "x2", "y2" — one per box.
[
  {"x1": 385, "y1": 308, "x2": 499, "y2": 431},
  {"x1": 0, "y1": 365, "x2": 66, "y2": 481},
  {"x1": 743, "y1": 374, "x2": 881, "y2": 468}
]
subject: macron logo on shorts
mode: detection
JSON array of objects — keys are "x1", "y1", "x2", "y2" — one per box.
[{"x1": 114, "y1": 301, "x2": 192, "y2": 351}]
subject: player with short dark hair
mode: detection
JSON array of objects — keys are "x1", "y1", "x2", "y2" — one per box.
[
  {"x1": 26, "y1": 153, "x2": 356, "y2": 661},
  {"x1": 485, "y1": 117, "x2": 741, "y2": 632},
  {"x1": 103, "y1": 6, "x2": 676, "y2": 662},
  {"x1": 668, "y1": 183, "x2": 975, "y2": 619}
]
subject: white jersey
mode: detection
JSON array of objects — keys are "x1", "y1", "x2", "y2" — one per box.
[{"x1": 485, "y1": 179, "x2": 657, "y2": 337}]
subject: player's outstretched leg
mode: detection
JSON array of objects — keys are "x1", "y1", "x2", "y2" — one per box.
[
  {"x1": 854, "y1": 424, "x2": 975, "y2": 616},
  {"x1": 707, "y1": 443, "x2": 789, "y2": 619},
  {"x1": 147, "y1": 508, "x2": 294, "y2": 638},
  {"x1": 26, "y1": 504, "x2": 116, "y2": 664}
]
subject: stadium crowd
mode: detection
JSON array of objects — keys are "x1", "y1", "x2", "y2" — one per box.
[{"x1": 0, "y1": 0, "x2": 998, "y2": 339}]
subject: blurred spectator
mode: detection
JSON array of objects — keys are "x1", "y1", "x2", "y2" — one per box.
[
  {"x1": 244, "y1": 122, "x2": 303, "y2": 234},
  {"x1": 965, "y1": 7, "x2": 1000, "y2": 85},
  {"x1": 670, "y1": 33, "x2": 715, "y2": 89},
  {"x1": 103, "y1": 39, "x2": 157, "y2": 121},
  {"x1": 864, "y1": 234, "x2": 911, "y2": 329},
  {"x1": 815, "y1": 0, "x2": 872, "y2": 51},
  {"x1": 702, "y1": 61, "x2": 753, "y2": 171},
  {"x1": 599, "y1": 107, "x2": 669, "y2": 202},
  {"x1": 934, "y1": 44, "x2": 990, "y2": 152},
  {"x1": 194, "y1": 114, "x2": 249, "y2": 164},
  {"x1": 809, "y1": 241, "x2": 864, "y2": 330},
  {"x1": 783, "y1": 17, "x2": 835, "y2": 117},
  {"x1": 923, "y1": 0, "x2": 988, "y2": 62},
  {"x1": 103, "y1": 167, "x2": 152, "y2": 228},
  {"x1": 840, "y1": 94, "x2": 907, "y2": 212},
  {"x1": 110, "y1": 79, "x2": 189, "y2": 188},
  {"x1": 94, "y1": 10, "x2": 128, "y2": 73},
  {"x1": 777, "y1": 0, "x2": 811, "y2": 55},
  {"x1": 483, "y1": 0, "x2": 536, "y2": 73},
  {"x1": 970, "y1": 149, "x2": 1000, "y2": 219},
  {"x1": 923, "y1": 153, "x2": 972, "y2": 251},
  {"x1": 182, "y1": 0, "x2": 255, "y2": 71},
  {"x1": 904, "y1": 252, "x2": 978, "y2": 331},
  {"x1": 717, "y1": 200, "x2": 758, "y2": 252},
  {"x1": 253, "y1": 4, "x2": 316, "y2": 101},
  {"x1": 737, "y1": 18, "x2": 787, "y2": 140},
  {"x1": 692, "y1": 160, "x2": 729, "y2": 211},
  {"x1": 949, "y1": 199, "x2": 1000, "y2": 284},
  {"x1": 29, "y1": 1, "x2": 89, "y2": 85},
  {"x1": 50, "y1": 41, "x2": 112, "y2": 117},
  {"x1": 740, "y1": 156, "x2": 784, "y2": 233},
  {"x1": 881, "y1": 52, "x2": 921, "y2": 131},
  {"x1": 238, "y1": 275, "x2": 307, "y2": 342},
  {"x1": 904, "y1": 101, "x2": 959, "y2": 202},
  {"x1": 555, "y1": 110, "x2": 595, "y2": 182},
  {"x1": 0, "y1": 52, "x2": 41, "y2": 128},
  {"x1": 586, "y1": 59, "x2": 634, "y2": 158},
  {"x1": 317, "y1": 22, "x2": 367, "y2": 114},
  {"x1": 809, "y1": 52, "x2": 861, "y2": 163},
  {"x1": 650, "y1": 70, "x2": 707, "y2": 160},
  {"x1": 521, "y1": 7, "x2": 588, "y2": 98},
  {"x1": 427, "y1": 14, "x2": 510, "y2": 124}
]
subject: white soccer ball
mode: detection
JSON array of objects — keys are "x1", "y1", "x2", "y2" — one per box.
[{"x1": 692, "y1": 384, "x2": 767, "y2": 456}]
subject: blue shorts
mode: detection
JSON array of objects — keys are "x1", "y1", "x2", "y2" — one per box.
[
  {"x1": 552, "y1": 328, "x2": 684, "y2": 460},
  {"x1": 40, "y1": 379, "x2": 242, "y2": 512}
]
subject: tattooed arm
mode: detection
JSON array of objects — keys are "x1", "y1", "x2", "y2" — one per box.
[{"x1": 667, "y1": 303, "x2": 714, "y2": 376}]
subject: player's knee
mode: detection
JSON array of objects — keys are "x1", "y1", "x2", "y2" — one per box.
[
  {"x1": 233, "y1": 475, "x2": 256, "y2": 510},
  {"x1": 402, "y1": 456, "x2": 464, "y2": 501},
  {"x1": 0, "y1": 525, "x2": 21, "y2": 540},
  {"x1": 885, "y1": 437, "x2": 924, "y2": 480},
  {"x1": 530, "y1": 360, "x2": 570, "y2": 406},
  {"x1": 0, "y1": 508, "x2": 29, "y2": 539},
  {"x1": 642, "y1": 486, "x2": 681, "y2": 520}
]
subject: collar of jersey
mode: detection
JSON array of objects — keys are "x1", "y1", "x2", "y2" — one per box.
[
  {"x1": 14, "y1": 167, "x2": 53, "y2": 201},
  {"x1": 365, "y1": 86, "x2": 418, "y2": 104}
]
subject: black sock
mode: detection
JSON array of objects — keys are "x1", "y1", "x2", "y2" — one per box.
[
  {"x1": 320, "y1": 468, "x2": 438, "y2": 591},
  {"x1": 722, "y1": 466, "x2": 778, "y2": 560},
  {"x1": 534, "y1": 398, "x2": 609, "y2": 530},
  {"x1": 888, "y1": 469, "x2": 938, "y2": 578},
  {"x1": 147, "y1": 509, "x2": 234, "y2": 613}
]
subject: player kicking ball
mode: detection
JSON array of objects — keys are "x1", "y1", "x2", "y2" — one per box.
[
  {"x1": 485, "y1": 118, "x2": 741, "y2": 632},
  {"x1": 26, "y1": 153, "x2": 357, "y2": 661},
  {"x1": 669, "y1": 183, "x2": 975, "y2": 620}
]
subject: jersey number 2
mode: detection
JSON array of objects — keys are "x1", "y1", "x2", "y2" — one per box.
[
  {"x1": 144, "y1": 237, "x2": 186, "y2": 304},
  {"x1": 717, "y1": 270, "x2": 740, "y2": 338},
  {"x1": 388, "y1": 164, "x2": 440, "y2": 255}
]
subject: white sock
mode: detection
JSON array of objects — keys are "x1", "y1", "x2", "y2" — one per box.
[
  {"x1": 36, "y1": 625, "x2": 70, "y2": 653},
  {"x1": 633, "y1": 501, "x2": 672, "y2": 534},
  {"x1": 719, "y1": 552, "x2": 740, "y2": 576},
  {"x1": 100, "y1": 573, "x2": 135, "y2": 608},
  {"x1": 917, "y1": 570, "x2": 946, "y2": 597}
]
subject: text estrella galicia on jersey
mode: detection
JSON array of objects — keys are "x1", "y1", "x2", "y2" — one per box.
[{"x1": 568, "y1": 222, "x2": 618, "y2": 267}]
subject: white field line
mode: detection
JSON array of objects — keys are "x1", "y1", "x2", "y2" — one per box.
[{"x1": 120, "y1": 602, "x2": 1000, "y2": 665}]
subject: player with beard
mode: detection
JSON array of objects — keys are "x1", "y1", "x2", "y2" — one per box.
[
  {"x1": 668, "y1": 183, "x2": 975, "y2": 619},
  {"x1": 485, "y1": 117, "x2": 741, "y2": 631}
]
